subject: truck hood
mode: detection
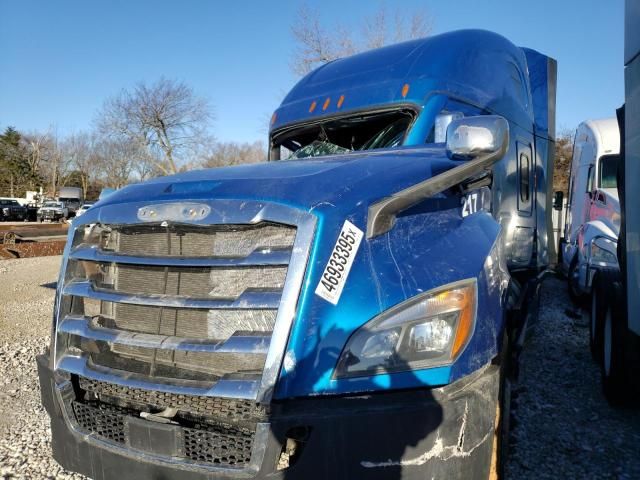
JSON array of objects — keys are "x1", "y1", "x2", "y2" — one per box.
[{"x1": 96, "y1": 146, "x2": 458, "y2": 215}]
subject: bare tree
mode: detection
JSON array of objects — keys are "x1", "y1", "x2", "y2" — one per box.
[
  {"x1": 96, "y1": 77, "x2": 214, "y2": 176},
  {"x1": 25, "y1": 129, "x2": 73, "y2": 197},
  {"x1": 554, "y1": 128, "x2": 575, "y2": 195},
  {"x1": 291, "y1": 3, "x2": 432, "y2": 75},
  {"x1": 22, "y1": 131, "x2": 50, "y2": 184},
  {"x1": 61, "y1": 132, "x2": 97, "y2": 197},
  {"x1": 93, "y1": 138, "x2": 142, "y2": 188},
  {"x1": 202, "y1": 141, "x2": 266, "y2": 168}
]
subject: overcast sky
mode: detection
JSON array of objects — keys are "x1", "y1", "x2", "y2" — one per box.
[{"x1": 0, "y1": 0, "x2": 625, "y2": 143}]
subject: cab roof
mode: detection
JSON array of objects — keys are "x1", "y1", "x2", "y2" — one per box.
[
  {"x1": 271, "y1": 29, "x2": 553, "y2": 138},
  {"x1": 577, "y1": 118, "x2": 620, "y2": 158}
]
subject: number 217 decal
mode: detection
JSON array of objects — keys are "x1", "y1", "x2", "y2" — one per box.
[{"x1": 315, "y1": 220, "x2": 364, "y2": 305}]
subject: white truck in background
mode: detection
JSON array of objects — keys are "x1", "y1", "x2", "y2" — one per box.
[
  {"x1": 562, "y1": 118, "x2": 621, "y2": 302},
  {"x1": 57, "y1": 187, "x2": 83, "y2": 216}
]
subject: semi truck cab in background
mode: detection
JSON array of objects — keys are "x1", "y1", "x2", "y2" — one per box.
[
  {"x1": 590, "y1": 0, "x2": 640, "y2": 404},
  {"x1": 37, "y1": 30, "x2": 556, "y2": 479},
  {"x1": 562, "y1": 118, "x2": 620, "y2": 301}
]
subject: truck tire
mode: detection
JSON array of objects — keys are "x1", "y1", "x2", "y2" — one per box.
[
  {"x1": 590, "y1": 269, "x2": 616, "y2": 363},
  {"x1": 590, "y1": 289, "x2": 602, "y2": 362},
  {"x1": 601, "y1": 282, "x2": 627, "y2": 405},
  {"x1": 567, "y1": 254, "x2": 584, "y2": 304}
]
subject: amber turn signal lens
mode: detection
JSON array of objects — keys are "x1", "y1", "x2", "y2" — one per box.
[{"x1": 450, "y1": 285, "x2": 476, "y2": 358}]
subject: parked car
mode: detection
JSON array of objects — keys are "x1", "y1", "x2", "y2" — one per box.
[
  {"x1": 561, "y1": 118, "x2": 620, "y2": 301},
  {"x1": 0, "y1": 198, "x2": 28, "y2": 221},
  {"x1": 37, "y1": 201, "x2": 70, "y2": 222},
  {"x1": 75, "y1": 202, "x2": 95, "y2": 217}
]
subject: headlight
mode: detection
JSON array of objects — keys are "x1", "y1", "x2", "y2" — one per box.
[
  {"x1": 590, "y1": 240, "x2": 617, "y2": 264},
  {"x1": 335, "y1": 279, "x2": 476, "y2": 378}
]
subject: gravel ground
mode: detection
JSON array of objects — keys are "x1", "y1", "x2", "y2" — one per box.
[
  {"x1": 0, "y1": 257, "x2": 637, "y2": 479},
  {"x1": 506, "y1": 277, "x2": 640, "y2": 479},
  {"x1": 0, "y1": 256, "x2": 84, "y2": 479}
]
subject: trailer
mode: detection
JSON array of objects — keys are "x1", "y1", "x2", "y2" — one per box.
[
  {"x1": 590, "y1": 0, "x2": 640, "y2": 403},
  {"x1": 37, "y1": 30, "x2": 556, "y2": 479}
]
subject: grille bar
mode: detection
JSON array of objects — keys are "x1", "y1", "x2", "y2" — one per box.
[
  {"x1": 63, "y1": 280, "x2": 282, "y2": 309},
  {"x1": 54, "y1": 201, "x2": 316, "y2": 405},
  {"x1": 69, "y1": 245, "x2": 293, "y2": 267},
  {"x1": 59, "y1": 315, "x2": 271, "y2": 354},
  {"x1": 58, "y1": 355, "x2": 262, "y2": 400}
]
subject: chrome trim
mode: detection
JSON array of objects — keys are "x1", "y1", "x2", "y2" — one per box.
[
  {"x1": 257, "y1": 210, "x2": 315, "y2": 403},
  {"x1": 70, "y1": 245, "x2": 292, "y2": 267},
  {"x1": 59, "y1": 315, "x2": 271, "y2": 354},
  {"x1": 367, "y1": 117, "x2": 509, "y2": 238},
  {"x1": 586, "y1": 234, "x2": 619, "y2": 288},
  {"x1": 63, "y1": 280, "x2": 282, "y2": 309},
  {"x1": 54, "y1": 380, "x2": 269, "y2": 475},
  {"x1": 54, "y1": 199, "x2": 317, "y2": 404},
  {"x1": 57, "y1": 354, "x2": 261, "y2": 400}
]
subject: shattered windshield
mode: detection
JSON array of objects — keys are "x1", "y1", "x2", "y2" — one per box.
[
  {"x1": 289, "y1": 140, "x2": 350, "y2": 159},
  {"x1": 272, "y1": 109, "x2": 414, "y2": 160}
]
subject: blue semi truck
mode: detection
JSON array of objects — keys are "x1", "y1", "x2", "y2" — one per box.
[{"x1": 37, "y1": 30, "x2": 556, "y2": 479}]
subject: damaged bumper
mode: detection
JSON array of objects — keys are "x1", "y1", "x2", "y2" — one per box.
[{"x1": 38, "y1": 354, "x2": 499, "y2": 480}]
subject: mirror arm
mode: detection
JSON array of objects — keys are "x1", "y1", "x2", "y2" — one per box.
[{"x1": 366, "y1": 136, "x2": 508, "y2": 239}]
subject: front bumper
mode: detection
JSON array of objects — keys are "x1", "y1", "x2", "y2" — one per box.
[
  {"x1": 38, "y1": 212, "x2": 63, "y2": 220},
  {"x1": 38, "y1": 354, "x2": 499, "y2": 480}
]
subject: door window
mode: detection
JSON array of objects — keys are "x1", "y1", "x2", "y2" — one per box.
[{"x1": 598, "y1": 155, "x2": 619, "y2": 189}]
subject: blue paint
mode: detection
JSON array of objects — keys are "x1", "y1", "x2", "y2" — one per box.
[
  {"x1": 95, "y1": 30, "x2": 553, "y2": 400},
  {"x1": 271, "y1": 29, "x2": 538, "y2": 136}
]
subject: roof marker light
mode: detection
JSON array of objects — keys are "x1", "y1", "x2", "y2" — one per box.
[
  {"x1": 401, "y1": 83, "x2": 410, "y2": 98},
  {"x1": 309, "y1": 101, "x2": 317, "y2": 113},
  {"x1": 271, "y1": 112, "x2": 277, "y2": 125},
  {"x1": 337, "y1": 95, "x2": 345, "y2": 108},
  {"x1": 323, "y1": 97, "x2": 331, "y2": 111}
]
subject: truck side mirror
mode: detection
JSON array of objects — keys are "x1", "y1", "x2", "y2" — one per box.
[
  {"x1": 446, "y1": 115, "x2": 509, "y2": 161},
  {"x1": 553, "y1": 191, "x2": 564, "y2": 210}
]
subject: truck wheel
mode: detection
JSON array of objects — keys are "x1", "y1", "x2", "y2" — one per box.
[
  {"x1": 590, "y1": 290, "x2": 601, "y2": 362},
  {"x1": 567, "y1": 255, "x2": 584, "y2": 304},
  {"x1": 602, "y1": 300, "x2": 626, "y2": 405},
  {"x1": 591, "y1": 269, "x2": 617, "y2": 363}
]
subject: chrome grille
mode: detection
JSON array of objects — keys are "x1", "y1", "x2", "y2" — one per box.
[
  {"x1": 114, "y1": 224, "x2": 296, "y2": 257},
  {"x1": 112, "y1": 264, "x2": 288, "y2": 299},
  {"x1": 53, "y1": 200, "x2": 315, "y2": 472},
  {"x1": 56, "y1": 218, "x2": 301, "y2": 400}
]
